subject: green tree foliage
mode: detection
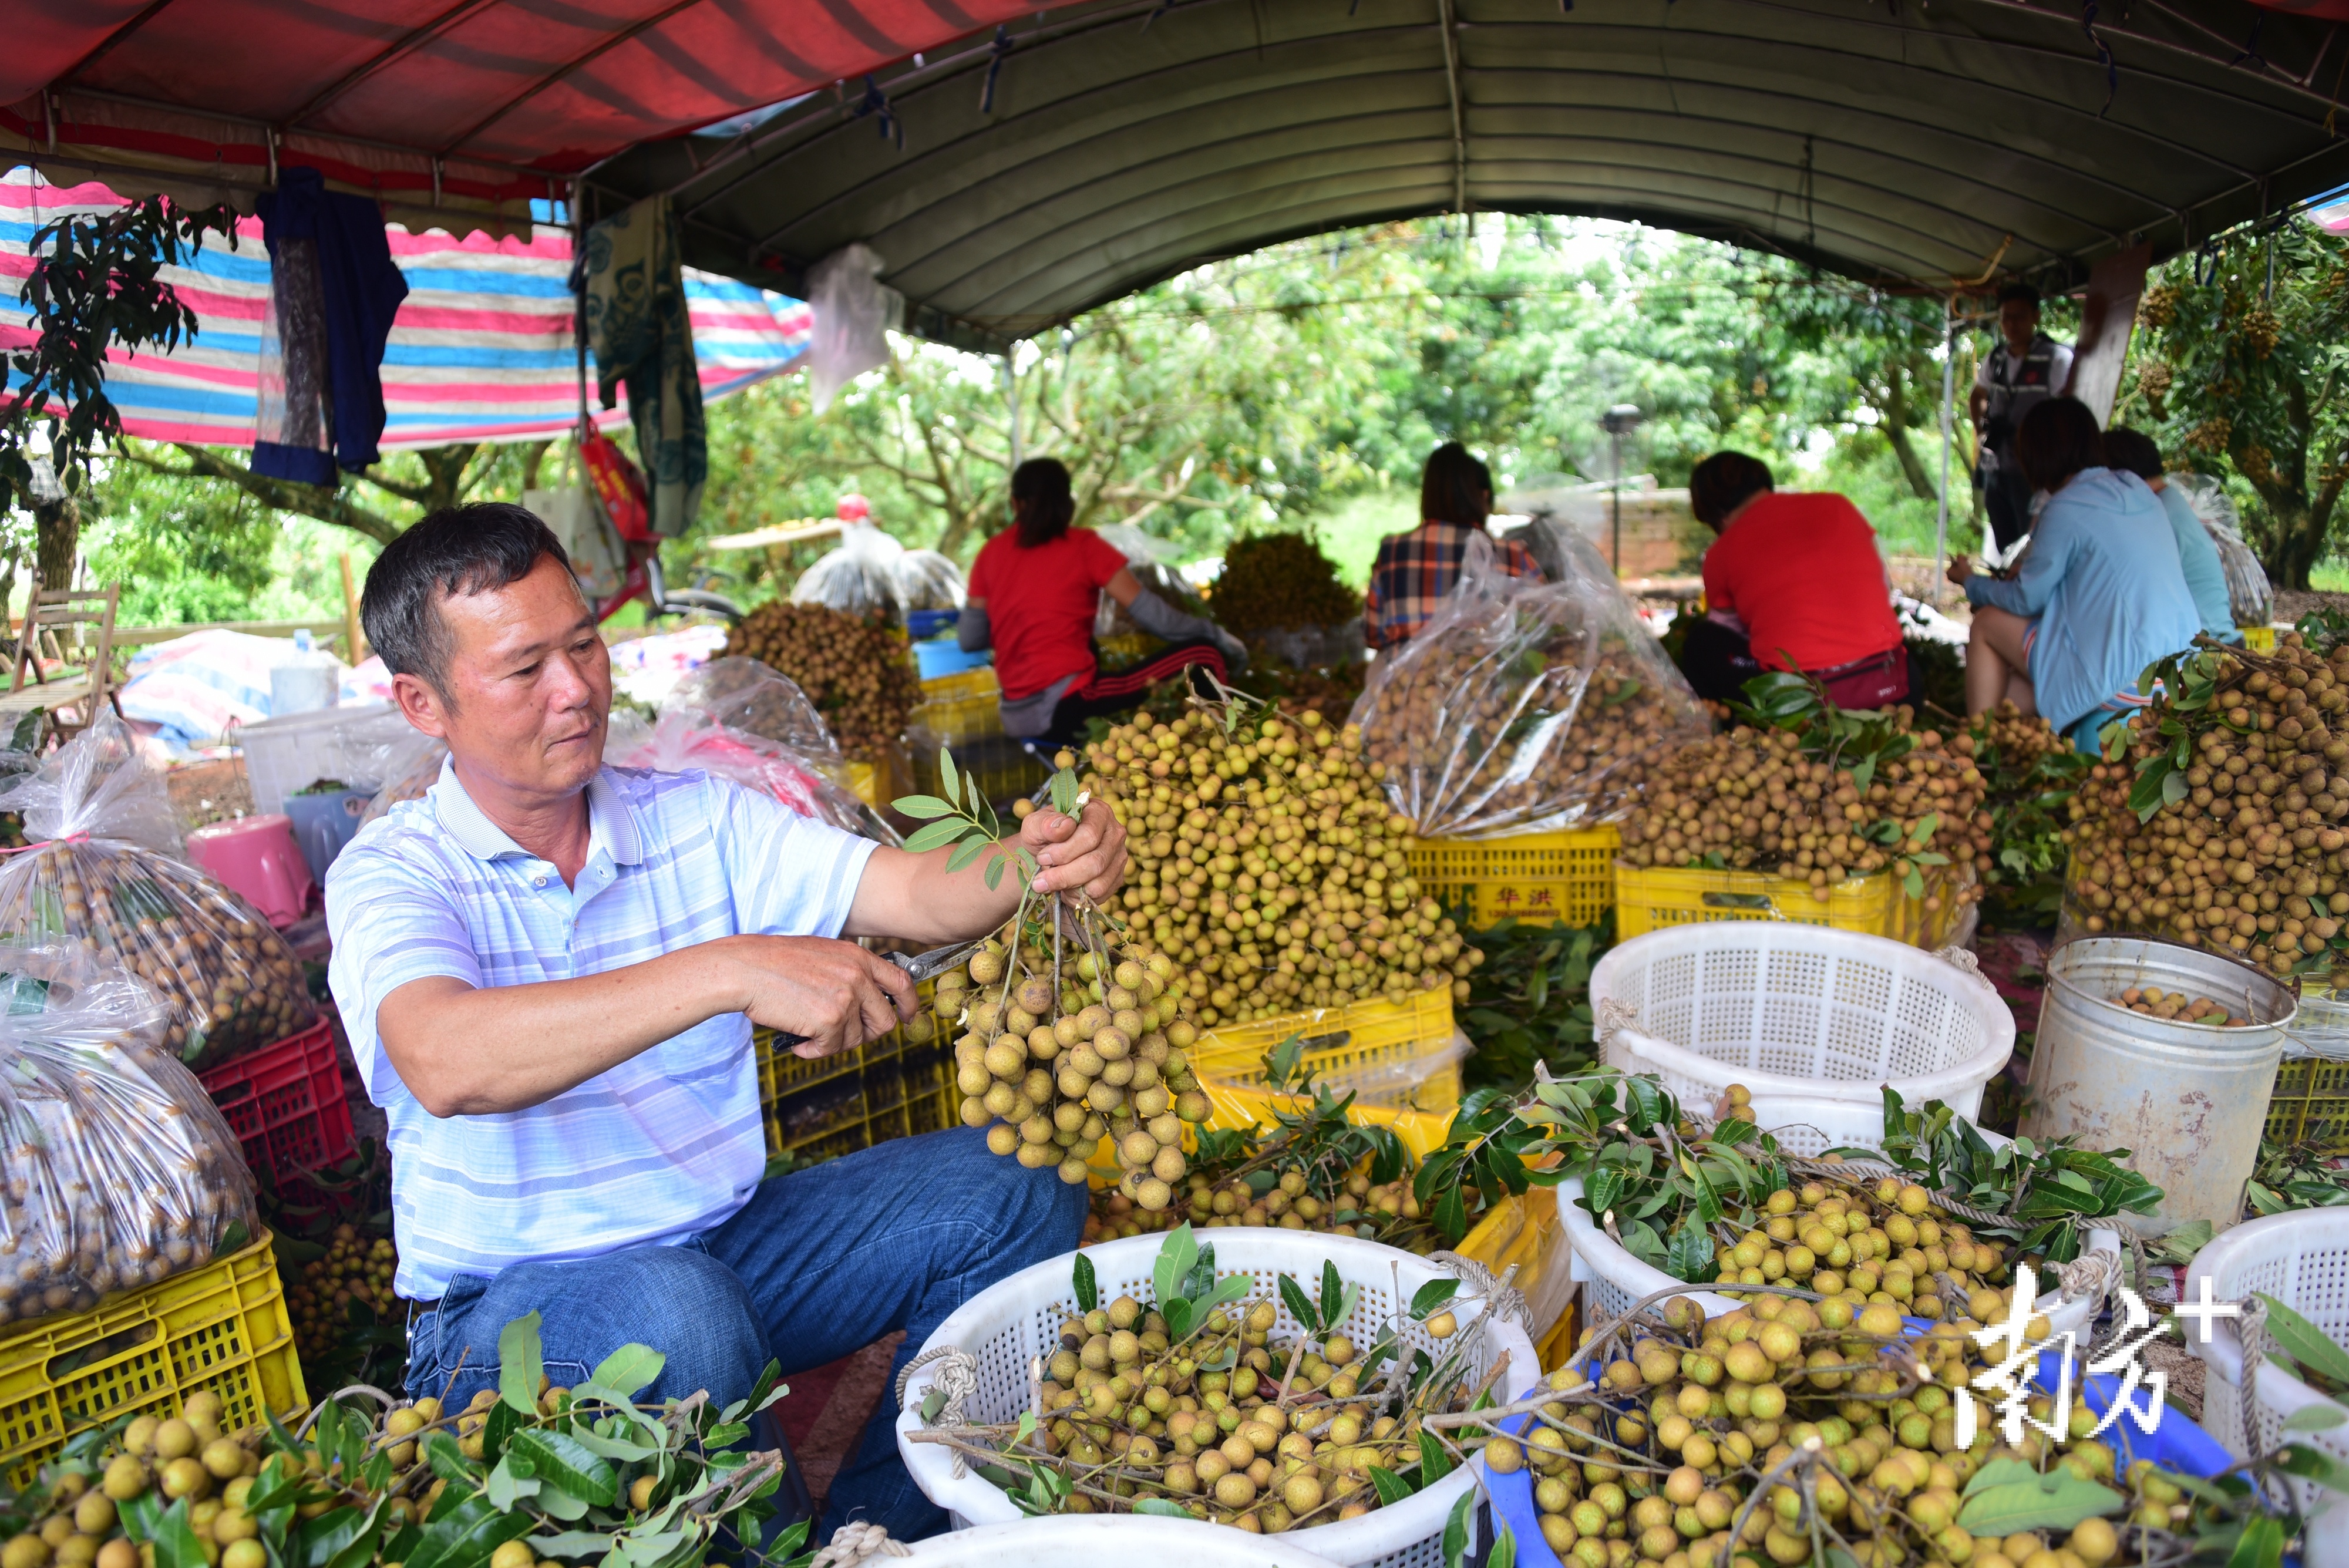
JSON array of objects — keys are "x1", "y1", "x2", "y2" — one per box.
[{"x1": 2118, "y1": 217, "x2": 2349, "y2": 588}]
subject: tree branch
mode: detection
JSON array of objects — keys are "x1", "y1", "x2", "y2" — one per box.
[{"x1": 150, "y1": 443, "x2": 405, "y2": 544}]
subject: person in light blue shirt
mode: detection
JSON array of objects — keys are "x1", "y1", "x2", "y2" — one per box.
[
  {"x1": 326, "y1": 503, "x2": 1131, "y2": 1546},
  {"x1": 2104, "y1": 425, "x2": 2239, "y2": 644},
  {"x1": 1944, "y1": 397, "x2": 2202, "y2": 753}
]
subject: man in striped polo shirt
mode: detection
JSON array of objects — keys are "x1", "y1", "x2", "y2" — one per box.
[{"x1": 325, "y1": 504, "x2": 1123, "y2": 1545}]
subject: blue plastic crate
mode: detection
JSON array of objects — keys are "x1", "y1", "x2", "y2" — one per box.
[
  {"x1": 915, "y1": 637, "x2": 990, "y2": 681},
  {"x1": 907, "y1": 608, "x2": 962, "y2": 641}
]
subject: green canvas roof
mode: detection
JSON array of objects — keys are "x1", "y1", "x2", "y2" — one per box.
[{"x1": 585, "y1": 0, "x2": 2349, "y2": 351}]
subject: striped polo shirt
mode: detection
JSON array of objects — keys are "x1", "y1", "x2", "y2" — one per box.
[{"x1": 325, "y1": 758, "x2": 877, "y2": 1301}]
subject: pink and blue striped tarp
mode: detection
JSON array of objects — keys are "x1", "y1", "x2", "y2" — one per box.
[{"x1": 0, "y1": 169, "x2": 811, "y2": 451}]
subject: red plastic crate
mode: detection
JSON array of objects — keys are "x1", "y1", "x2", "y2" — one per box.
[{"x1": 197, "y1": 1019, "x2": 355, "y2": 1188}]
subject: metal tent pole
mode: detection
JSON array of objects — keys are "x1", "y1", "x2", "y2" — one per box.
[{"x1": 1934, "y1": 296, "x2": 1955, "y2": 601}]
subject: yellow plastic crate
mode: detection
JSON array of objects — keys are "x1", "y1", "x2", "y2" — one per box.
[
  {"x1": 911, "y1": 690, "x2": 1002, "y2": 751},
  {"x1": 1614, "y1": 860, "x2": 1967, "y2": 949},
  {"x1": 922, "y1": 667, "x2": 999, "y2": 703},
  {"x1": 914, "y1": 734, "x2": 1046, "y2": 807},
  {"x1": 2243, "y1": 625, "x2": 2280, "y2": 652},
  {"x1": 2266, "y1": 1055, "x2": 2349, "y2": 1154},
  {"x1": 754, "y1": 978, "x2": 948, "y2": 1160},
  {"x1": 1191, "y1": 988, "x2": 1459, "y2": 1113},
  {"x1": 0, "y1": 1234, "x2": 306, "y2": 1488},
  {"x1": 1455, "y1": 1187, "x2": 1572, "y2": 1345},
  {"x1": 846, "y1": 751, "x2": 911, "y2": 811},
  {"x1": 1408, "y1": 826, "x2": 1620, "y2": 928}
]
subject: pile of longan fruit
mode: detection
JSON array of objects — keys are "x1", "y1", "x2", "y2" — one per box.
[
  {"x1": 2068, "y1": 633, "x2": 2349, "y2": 978},
  {"x1": 1085, "y1": 1165, "x2": 1431, "y2": 1248},
  {"x1": 1009, "y1": 1283, "x2": 1471, "y2": 1532},
  {"x1": 1081, "y1": 708, "x2": 1479, "y2": 1027},
  {"x1": 1206, "y1": 534, "x2": 1361, "y2": 639},
  {"x1": 289, "y1": 1224, "x2": 398, "y2": 1364},
  {"x1": 1490, "y1": 1294, "x2": 2197, "y2": 1568},
  {"x1": 2112, "y1": 987, "x2": 2237, "y2": 1025},
  {"x1": 6, "y1": 1395, "x2": 263, "y2": 1568},
  {"x1": 946, "y1": 930, "x2": 1211, "y2": 1209},
  {"x1": 1620, "y1": 719, "x2": 1991, "y2": 910},
  {"x1": 722, "y1": 601, "x2": 918, "y2": 762}
]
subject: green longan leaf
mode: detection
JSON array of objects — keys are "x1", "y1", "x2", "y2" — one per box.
[
  {"x1": 1419, "y1": 1430, "x2": 1455, "y2": 1486},
  {"x1": 1155, "y1": 1223, "x2": 1199, "y2": 1308},
  {"x1": 590, "y1": 1344, "x2": 667, "y2": 1400},
  {"x1": 565, "y1": 1426, "x2": 661, "y2": 1462},
  {"x1": 2228, "y1": 1516, "x2": 2286, "y2": 1568},
  {"x1": 1131, "y1": 1498, "x2": 1190, "y2": 1518},
  {"x1": 423, "y1": 1431, "x2": 477, "y2": 1485},
  {"x1": 1320, "y1": 1259, "x2": 1344, "y2": 1329},
  {"x1": 984, "y1": 856, "x2": 1007, "y2": 890},
  {"x1": 2284, "y1": 1402, "x2": 2349, "y2": 1433},
  {"x1": 945, "y1": 839, "x2": 988, "y2": 874},
  {"x1": 506, "y1": 1429, "x2": 620, "y2": 1508},
  {"x1": 402, "y1": 1495, "x2": 534, "y2": 1568},
  {"x1": 483, "y1": 1455, "x2": 539, "y2": 1513},
  {"x1": 920, "y1": 1389, "x2": 946, "y2": 1423},
  {"x1": 1368, "y1": 1466, "x2": 1418, "y2": 1506},
  {"x1": 527, "y1": 1533, "x2": 616, "y2": 1560},
  {"x1": 481, "y1": 1400, "x2": 521, "y2": 1466},
  {"x1": 1163, "y1": 1298, "x2": 1194, "y2": 1342},
  {"x1": 1956, "y1": 1469, "x2": 2123, "y2": 1536},
  {"x1": 1409, "y1": 1279, "x2": 1459, "y2": 1320},
  {"x1": 1279, "y1": 1273, "x2": 1320, "y2": 1336},
  {"x1": 150, "y1": 1500, "x2": 208, "y2": 1568},
  {"x1": 891, "y1": 794, "x2": 955, "y2": 820},
  {"x1": 1440, "y1": 1486, "x2": 1473, "y2": 1568},
  {"x1": 940, "y1": 746, "x2": 963, "y2": 808},
  {"x1": 499, "y1": 1310, "x2": 546, "y2": 1416},
  {"x1": 2257, "y1": 1295, "x2": 2349, "y2": 1391},
  {"x1": 1072, "y1": 1251, "x2": 1099, "y2": 1314},
  {"x1": 902, "y1": 819, "x2": 968, "y2": 853},
  {"x1": 2274, "y1": 1442, "x2": 2349, "y2": 1493},
  {"x1": 1489, "y1": 1524, "x2": 1517, "y2": 1568}
]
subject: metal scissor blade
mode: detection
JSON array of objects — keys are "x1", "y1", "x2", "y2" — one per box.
[{"x1": 887, "y1": 937, "x2": 984, "y2": 986}]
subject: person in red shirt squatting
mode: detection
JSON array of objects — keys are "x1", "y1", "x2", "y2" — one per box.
[
  {"x1": 1675, "y1": 450, "x2": 1910, "y2": 709},
  {"x1": 960, "y1": 458, "x2": 1247, "y2": 750},
  {"x1": 1363, "y1": 442, "x2": 1544, "y2": 650}
]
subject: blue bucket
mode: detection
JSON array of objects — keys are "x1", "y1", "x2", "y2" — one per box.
[
  {"x1": 282, "y1": 788, "x2": 373, "y2": 880},
  {"x1": 1487, "y1": 1329, "x2": 2235, "y2": 1567}
]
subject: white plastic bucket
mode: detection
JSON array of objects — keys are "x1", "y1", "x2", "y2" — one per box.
[
  {"x1": 2185, "y1": 1209, "x2": 2349, "y2": 1561},
  {"x1": 896, "y1": 1231, "x2": 1539, "y2": 1567},
  {"x1": 1589, "y1": 923, "x2": 2013, "y2": 1117},
  {"x1": 1560, "y1": 1092, "x2": 2112, "y2": 1341},
  {"x1": 2021, "y1": 936, "x2": 2296, "y2": 1234},
  {"x1": 903, "y1": 1515, "x2": 1345, "y2": 1565}
]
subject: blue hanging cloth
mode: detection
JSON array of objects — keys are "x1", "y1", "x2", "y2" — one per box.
[{"x1": 254, "y1": 167, "x2": 408, "y2": 475}]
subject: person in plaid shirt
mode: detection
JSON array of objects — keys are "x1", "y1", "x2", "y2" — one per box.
[{"x1": 1364, "y1": 442, "x2": 1543, "y2": 650}]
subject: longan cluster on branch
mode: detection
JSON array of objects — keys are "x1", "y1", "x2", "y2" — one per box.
[
  {"x1": 1620, "y1": 719, "x2": 1990, "y2": 909},
  {"x1": 1082, "y1": 708, "x2": 1478, "y2": 1027},
  {"x1": 2067, "y1": 634, "x2": 2349, "y2": 977}
]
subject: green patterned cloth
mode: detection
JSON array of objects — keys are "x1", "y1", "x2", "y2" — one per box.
[{"x1": 583, "y1": 195, "x2": 704, "y2": 538}]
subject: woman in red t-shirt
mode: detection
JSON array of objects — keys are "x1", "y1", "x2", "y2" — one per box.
[
  {"x1": 961, "y1": 459, "x2": 1247, "y2": 748},
  {"x1": 1677, "y1": 451, "x2": 1909, "y2": 709}
]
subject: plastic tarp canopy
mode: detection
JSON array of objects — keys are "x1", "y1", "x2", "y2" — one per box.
[{"x1": 0, "y1": 170, "x2": 810, "y2": 450}]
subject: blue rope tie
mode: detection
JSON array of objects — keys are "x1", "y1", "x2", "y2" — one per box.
[
  {"x1": 980, "y1": 26, "x2": 1012, "y2": 115},
  {"x1": 2230, "y1": 14, "x2": 2267, "y2": 71},
  {"x1": 2079, "y1": 0, "x2": 2118, "y2": 117},
  {"x1": 856, "y1": 74, "x2": 904, "y2": 149}
]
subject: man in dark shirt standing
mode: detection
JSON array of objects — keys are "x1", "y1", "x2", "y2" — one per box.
[{"x1": 1969, "y1": 282, "x2": 2075, "y2": 556}]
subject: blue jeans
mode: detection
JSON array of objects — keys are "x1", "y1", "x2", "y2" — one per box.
[{"x1": 403, "y1": 1126, "x2": 1086, "y2": 1542}]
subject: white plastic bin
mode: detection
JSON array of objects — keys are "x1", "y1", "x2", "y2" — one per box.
[
  {"x1": 1561, "y1": 1092, "x2": 2111, "y2": 1342},
  {"x1": 232, "y1": 702, "x2": 414, "y2": 816},
  {"x1": 1590, "y1": 924, "x2": 2014, "y2": 1117},
  {"x1": 903, "y1": 1516, "x2": 1345, "y2": 1565},
  {"x1": 2185, "y1": 1209, "x2": 2349, "y2": 1562},
  {"x1": 896, "y1": 1231, "x2": 1538, "y2": 1567}
]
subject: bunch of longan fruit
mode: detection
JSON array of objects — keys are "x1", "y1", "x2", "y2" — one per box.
[
  {"x1": 1620, "y1": 718, "x2": 1990, "y2": 909},
  {"x1": 1486, "y1": 1294, "x2": 2197, "y2": 1568},
  {"x1": 2068, "y1": 632, "x2": 2349, "y2": 978},
  {"x1": 722, "y1": 601, "x2": 918, "y2": 763},
  {"x1": 1085, "y1": 1165, "x2": 1432, "y2": 1248},
  {"x1": 1082, "y1": 708, "x2": 1479, "y2": 1027},
  {"x1": 288, "y1": 1224, "x2": 398, "y2": 1364},
  {"x1": 946, "y1": 930, "x2": 1211, "y2": 1209}
]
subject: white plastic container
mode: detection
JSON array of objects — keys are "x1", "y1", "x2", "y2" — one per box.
[
  {"x1": 903, "y1": 1515, "x2": 1345, "y2": 1565},
  {"x1": 2185, "y1": 1209, "x2": 2349, "y2": 1561},
  {"x1": 2022, "y1": 936, "x2": 2296, "y2": 1236},
  {"x1": 232, "y1": 702, "x2": 414, "y2": 816},
  {"x1": 1560, "y1": 1092, "x2": 2112, "y2": 1341},
  {"x1": 896, "y1": 1231, "x2": 1539, "y2": 1567},
  {"x1": 1590, "y1": 924, "x2": 2013, "y2": 1117}
]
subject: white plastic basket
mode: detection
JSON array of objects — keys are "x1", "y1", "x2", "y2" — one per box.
[
  {"x1": 903, "y1": 1515, "x2": 1344, "y2": 1564},
  {"x1": 1560, "y1": 1093, "x2": 2109, "y2": 1342},
  {"x1": 231, "y1": 701, "x2": 414, "y2": 816},
  {"x1": 1590, "y1": 924, "x2": 2014, "y2": 1118},
  {"x1": 895, "y1": 1231, "x2": 1540, "y2": 1568},
  {"x1": 2185, "y1": 1209, "x2": 2349, "y2": 1559}
]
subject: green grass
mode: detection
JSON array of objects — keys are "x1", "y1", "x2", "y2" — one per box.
[
  {"x1": 2309, "y1": 562, "x2": 2349, "y2": 593},
  {"x1": 1298, "y1": 490, "x2": 1420, "y2": 587}
]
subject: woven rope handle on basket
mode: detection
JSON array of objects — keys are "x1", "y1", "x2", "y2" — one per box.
[
  {"x1": 1594, "y1": 997, "x2": 1640, "y2": 1048},
  {"x1": 1431, "y1": 1250, "x2": 1528, "y2": 1328},
  {"x1": 809, "y1": 1523, "x2": 911, "y2": 1566},
  {"x1": 896, "y1": 1345, "x2": 980, "y2": 1478}
]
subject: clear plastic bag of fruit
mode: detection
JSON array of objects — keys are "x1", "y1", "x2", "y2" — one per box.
[
  {"x1": 792, "y1": 521, "x2": 907, "y2": 617},
  {"x1": 0, "y1": 710, "x2": 317, "y2": 1069},
  {"x1": 1350, "y1": 530, "x2": 1711, "y2": 837},
  {"x1": 665, "y1": 656, "x2": 840, "y2": 759},
  {"x1": 358, "y1": 734, "x2": 448, "y2": 827},
  {"x1": 893, "y1": 547, "x2": 966, "y2": 611},
  {"x1": 0, "y1": 942, "x2": 257, "y2": 1328},
  {"x1": 607, "y1": 706, "x2": 872, "y2": 836}
]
